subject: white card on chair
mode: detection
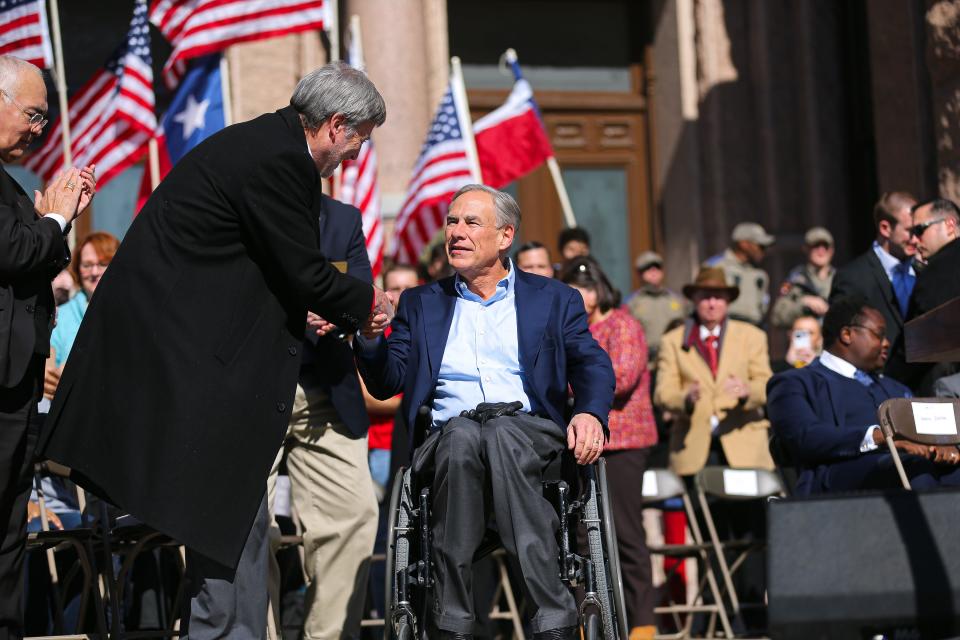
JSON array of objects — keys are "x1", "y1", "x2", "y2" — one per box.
[
  {"x1": 912, "y1": 402, "x2": 958, "y2": 436},
  {"x1": 723, "y1": 469, "x2": 759, "y2": 496}
]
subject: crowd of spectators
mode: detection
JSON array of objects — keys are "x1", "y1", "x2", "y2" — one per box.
[{"x1": 23, "y1": 188, "x2": 960, "y2": 637}]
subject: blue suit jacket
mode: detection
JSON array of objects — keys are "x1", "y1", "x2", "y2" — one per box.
[
  {"x1": 767, "y1": 358, "x2": 911, "y2": 495},
  {"x1": 298, "y1": 194, "x2": 372, "y2": 437},
  {"x1": 356, "y1": 268, "x2": 615, "y2": 446}
]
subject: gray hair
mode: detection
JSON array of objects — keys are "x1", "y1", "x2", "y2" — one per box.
[
  {"x1": 0, "y1": 55, "x2": 43, "y2": 95},
  {"x1": 451, "y1": 184, "x2": 521, "y2": 233},
  {"x1": 290, "y1": 61, "x2": 386, "y2": 130}
]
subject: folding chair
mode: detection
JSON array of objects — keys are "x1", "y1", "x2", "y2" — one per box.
[
  {"x1": 877, "y1": 397, "x2": 960, "y2": 490},
  {"x1": 641, "y1": 468, "x2": 733, "y2": 640},
  {"x1": 692, "y1": 467, "x2": 785, "y2": 627},
  {"x1": 27, "y1": 461, "x2": 109, "y2": 639}
]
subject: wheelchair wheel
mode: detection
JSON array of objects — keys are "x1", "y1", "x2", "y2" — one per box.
[
  {"x1": 582, "y1": 462, "x2": 619, "y2": 640},
  {"x1": 384, "y1": 467, "x2": 413, "y2": 640},
  {"x1": 597, "y1": 458, "x2": 630, "y2": 640}
]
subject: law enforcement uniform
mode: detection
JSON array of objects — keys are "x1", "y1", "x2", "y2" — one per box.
[
  {"x1": 770, "y1": 227, "x2": 835, "y2": 328},
  {"x1": 626, "y1": 252, "x2": 687, "y2": 365}
]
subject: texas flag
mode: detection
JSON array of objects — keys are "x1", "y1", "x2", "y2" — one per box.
[
  {"x1": 473, "y1": 54, "x2": 554, "y2": 189},
  {"x1": 137, "y1": 54, "x2": 226, "y2": 211}
]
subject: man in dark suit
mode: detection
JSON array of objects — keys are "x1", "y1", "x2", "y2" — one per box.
[
  {"x1": 829, "y1": 191, "x2": 918, "y2": 374},
  {"x1": 890, "y1": 198, "x2": 960, "y2": 393},
  {"x1": 767, "y1": 296, "x2": 960, "y2": 496},
  {"x1": 267, "y1": 194, "x2": 378, "y2": 639},
  {"x1": 357, "y1": 185, "x2": 614, "y2": 640},
  {"x1": 0, "y1": 55, "x2": 96, "y2": 640},
  {"x1": 38, "y1": 62, "x2": 392, "y2": 638}
]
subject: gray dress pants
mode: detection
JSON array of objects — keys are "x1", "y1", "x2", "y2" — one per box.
[
  {"x1": 181, "y1": 494, "x2": 270, "y2": 639},
  {"x1": 430, "y1": 414, "x2": 578, "y2": 635}
]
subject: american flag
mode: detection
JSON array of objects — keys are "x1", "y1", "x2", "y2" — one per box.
[
  {"x1": 25, "y1": 0, "x2": 155, "y2": 186},
  {"x1": 0, "y1": 0, "x2": 52, "y2": 68},
  {"x1": 338, "y1": 133, "x2": 383, "y2": 278},
  {"x1": 150, "y1": 0, "x2": 327, "y2": 89},
  {"x1": 392, "y1": 87, "x2": 473, "y2": 265},
  {"x1": 336, "y1": 23, "x2": 383, "y2": 278}
]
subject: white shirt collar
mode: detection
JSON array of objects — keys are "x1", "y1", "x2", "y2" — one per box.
[
  {"x1": 819, "y1": 349, "x2": 858, "y2": 379},
  {"x1": 872, "y1": 241, "x2": 914, "y2": 281},
  {"x1": 699, "y1": 324, "x2": 721, "y2": 341}
]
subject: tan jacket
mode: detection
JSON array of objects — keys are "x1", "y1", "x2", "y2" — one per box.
[{"x1": 654, "y1": 319, "x2": 774, "y2": 475}]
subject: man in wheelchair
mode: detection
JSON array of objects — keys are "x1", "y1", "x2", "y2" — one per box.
[{"x1": 356, "y1": 185, "x2": 615, "y2": 640}]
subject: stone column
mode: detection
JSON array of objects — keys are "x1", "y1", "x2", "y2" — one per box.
[
  {"x1": 926, "y1": 0, "x2": 960, "y2": 201},
  {"x1": 346, "y1": 0, "x2": 449, "y2": 223},
  {"x1": 866, "y1": 1, "x2": 939, "y2": 199}
]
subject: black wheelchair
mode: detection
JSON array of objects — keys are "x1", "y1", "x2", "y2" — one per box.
[{"x1": 383, "y1": 428, "x2": 628, "y2": 640}]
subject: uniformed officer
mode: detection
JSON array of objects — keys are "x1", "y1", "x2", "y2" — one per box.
[
  {"x1": 625, "y1": 251, "x2": 687, "y2": 365},
  {"x1": 770, "y1": 226, "x2": 835, "y2": 328},
  {"x1": 704, "y1": 222, "x2": 775, "y2": 326}
]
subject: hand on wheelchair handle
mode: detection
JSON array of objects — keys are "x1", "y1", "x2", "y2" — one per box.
[{"x1": 567, "y1": 412, "x2": 604, "y2": 465}]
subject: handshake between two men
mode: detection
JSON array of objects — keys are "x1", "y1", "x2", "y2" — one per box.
[{"x1": 306, "y1": 284, "x2": 395, "y2": 340}]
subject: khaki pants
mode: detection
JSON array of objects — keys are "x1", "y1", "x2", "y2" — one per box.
[{"x1": 268, "y1": 384, "x2": 379, "y2": 640}]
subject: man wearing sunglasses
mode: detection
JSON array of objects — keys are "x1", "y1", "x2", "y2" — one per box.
[{"x1": 888, "y1": 199, "x2": 960, "y2": 393}]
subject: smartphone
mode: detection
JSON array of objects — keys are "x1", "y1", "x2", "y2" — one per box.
[{"x1": 792, "y1": 329, "x2": 812, "y2": 351}]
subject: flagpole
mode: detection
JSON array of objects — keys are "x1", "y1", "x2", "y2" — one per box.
[
  {"x1": 503, "y1": 49, "x2": 577, "y2": 228},
  {"x1": 450, "y1": 56, "x2": 481, "y2": 183},
  {"x1": 47, "y1": 0, "x2": 75, "y2": 247},
  {"x1": 219, "y1": 55, "x2": 233, "y2": 126},
  {"x1": 349, "y1": 15, "x2": 362, "y2": 69},
  {"x1": 148, "y1": 138, "x2": 160, "y2": 190},
  {"x1": 48, "y1": 0, "x2": 71, "y2": 168}
]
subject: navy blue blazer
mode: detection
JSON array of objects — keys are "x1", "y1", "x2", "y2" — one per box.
[
  {"x1": 767, "y1": 358, "x2": 910, "y2": 495},
  {"x1": 298, "y1": 194, "x2": 372, "y2": 437},
  {"x1": 356, "y1": 268, "x2": 615, "y2": 446}
]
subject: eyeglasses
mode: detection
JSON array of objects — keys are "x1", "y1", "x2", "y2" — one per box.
[
  {"x1": 1, "y1": 89, "x2": 48, "y2": 128},
  {"x1": 849, "y1": 324, "x2": 885, "y2": 341},
  {"x1": 908, "y1": 217, "x2": 946, "y2": 238},
  {"x1": 79, "y1": 262, "x2": 110, "y2": 272}
]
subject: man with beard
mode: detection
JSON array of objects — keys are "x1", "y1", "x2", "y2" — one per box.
[{"x1": 767, "y1": 296, "x2": 960, "y2": 495}]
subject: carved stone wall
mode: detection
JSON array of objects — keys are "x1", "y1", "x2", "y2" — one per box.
[{"x1": 926, "y1": 0, "x2": 960, "y2": 201}]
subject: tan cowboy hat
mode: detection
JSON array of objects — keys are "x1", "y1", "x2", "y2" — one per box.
[{"x1": 682, "y1": 266, "x2": 740, "y2": 301}]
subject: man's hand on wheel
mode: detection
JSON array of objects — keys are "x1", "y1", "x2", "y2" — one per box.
[
  {"x1": 567, "y1": 413, "x2": 604, "y2": 465},
  {"x1": 360, "y1": 286, "x2": 394, "y2": 339}
]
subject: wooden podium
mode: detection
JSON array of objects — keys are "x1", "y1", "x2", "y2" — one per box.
[{"x1": 904, "y1": 296, "x2": 960, "y2": 363}]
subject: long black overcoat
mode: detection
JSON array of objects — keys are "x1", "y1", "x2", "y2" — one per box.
[{"x1": 38, "y1": 106, "x2": 373, "y2": 568}]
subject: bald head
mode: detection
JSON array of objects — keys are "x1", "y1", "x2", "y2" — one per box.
[
  {"x1": 0, "y1": 55, "x2": 43, "y2": 95},
  {"x1": 0, "y1": 55, "x2": 47, "y2": 163}
]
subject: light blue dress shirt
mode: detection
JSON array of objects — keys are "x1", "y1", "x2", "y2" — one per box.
[
  {"x1": 872, "y1": 240, "x2": 915, "y2": 282},
  {"x1": 432, "y1": 260, "x2": 532, "y2": 426},
  {"x1": 50, "y1": 291, "x2": 89, "y2": 368}
]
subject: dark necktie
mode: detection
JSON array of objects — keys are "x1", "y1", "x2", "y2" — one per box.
[{"x1": 892, "y1": 261, "x2": 915, "y2": 318}]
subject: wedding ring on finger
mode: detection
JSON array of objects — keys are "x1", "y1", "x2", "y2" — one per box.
[{"x1": 66, "y1": 181, "x2": 77, "y2": 191}]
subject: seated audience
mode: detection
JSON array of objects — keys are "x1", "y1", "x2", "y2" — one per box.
[
  {"x1": 771, "y1": 227, "x2": 835, "y2": 328},
  {"x1": 557, "y1": 226, "x2": 591, "y2": 262},
  {"x1": 767, "y1": 296, "x2": 960, "y2": 495},
  {"x1": 559, "y1": 257, "x2": 657, "y2": 640},
  {"x1": 515, "y1": 240, "x2": 554, "y2": 278},
  {"x1": 654, "y1": 266, "x2": 774, "y2": 476},
  {"x1": 773, "y1": 314, "x2": 824, "y2": 372},
  {"x1": 625, "y1": 251, "x2": 686, "y2": 365}
]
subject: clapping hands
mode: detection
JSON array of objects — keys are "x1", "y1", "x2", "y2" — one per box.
[{"x1": 34, "y1": 164, "x2": 96, "y2": 223}]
